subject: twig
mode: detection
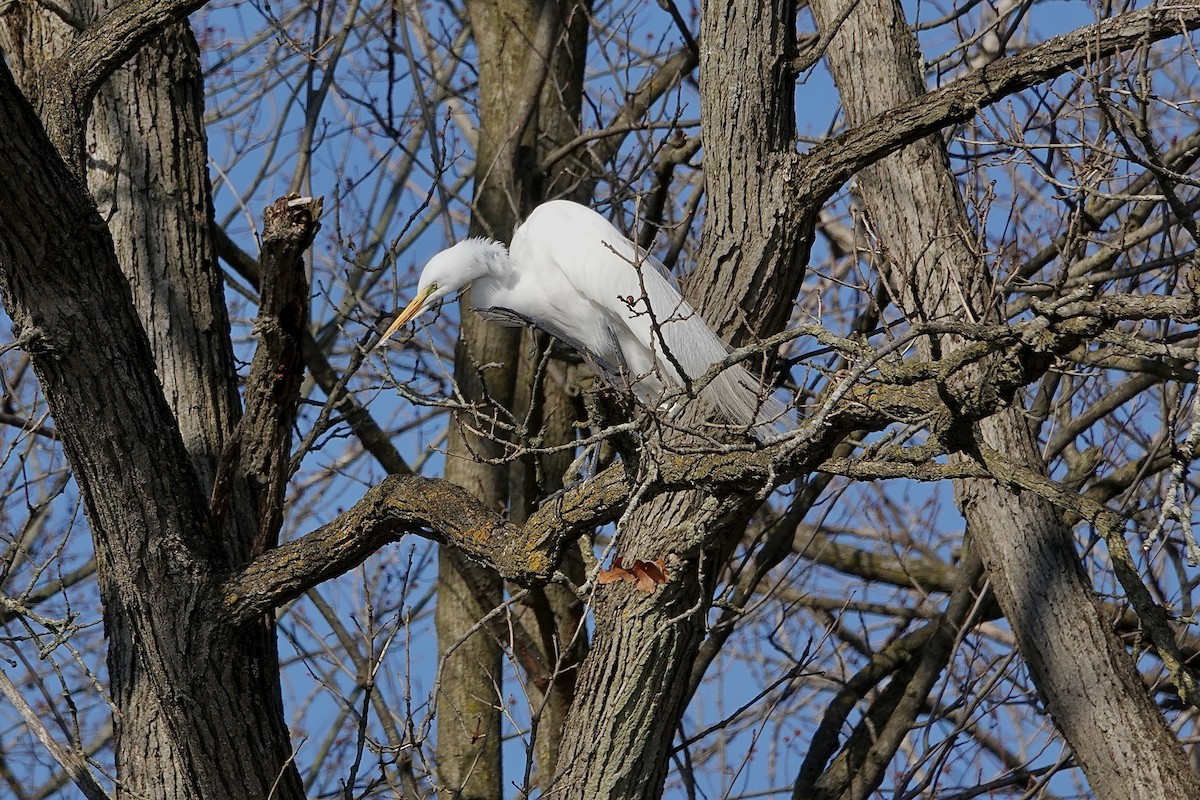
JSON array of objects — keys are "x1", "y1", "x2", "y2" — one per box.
[{"x1": 0, "y1": 670, "x2": 110, "y2": 800}]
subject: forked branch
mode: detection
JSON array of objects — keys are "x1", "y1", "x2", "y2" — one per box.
[
  {"x1": 33, "y1": 0, "x2": 215, "y2": 168},
  {"x1": 219, "y1": 281, "x2": 1200, "y2": 623},
  {"x1": 221, "y1": 475, "x2": 558, "y2": 623}
]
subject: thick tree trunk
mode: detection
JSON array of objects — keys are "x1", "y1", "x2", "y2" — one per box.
[
  {"x1": 549, "y1": 489, "x2": 761, "y2": 799},
  {"x1": 0, "y1": 4, "x2": 306, "y2": 792},
  {"x1": 435, "y1": 2, "x2": 589, "y2": 795},
  {"x1": 508, "y1": 2, "x2": 591, "y2": 786},
  {"x1": 808, "y1": 0, "x2": 1200, "y2": 795},
  {"x1": 94, "y1": 23, "x2": 298, "y2": 796},
  {"x1": 87, "y1": 22, "x2": 244, "y2": 507},
  {"x1": 0, "y1": 57, "x2": 307, "y2": 797},
  {"x1": 550, "y1": 2, "x2": 803, "y2": 797}
]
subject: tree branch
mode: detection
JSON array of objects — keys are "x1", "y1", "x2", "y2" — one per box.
[
  {"x1": 213, "y1": 224, "x2": 413, "y2": 477},
  {"x1": 972, "y1": 442, "x2": 1200, "y2": 707},
  {"x1": 794, "y1": 522, "x2": 1200, "y2": 670},
  {"x1": 801, "y1": 554, "x2": 986, "y2": 800},
  {"x1": 559, "y1": 43, "x2": 699, "y2": 182},
  {"x1": 800, "y1": 3, "x2": 1200, "y2": 206},
  {"x1": 211, "y1": 196, "x2": 320, "y2": 555},
  {"x1": 218, "y1": 405, "x2": 884, "y2": 624},
  {"x1": 0, "y1": 670, "x2": 110, "y2": 800},
  {"x1": 221, "y1": 476, "x2": 525, "y2": 622},
  {"x1": 219, "y1": 261, "x2": 1200, "y2": 622},
  {"x1": 33, "y1": 0, "x2": 214, "y2": 169}
]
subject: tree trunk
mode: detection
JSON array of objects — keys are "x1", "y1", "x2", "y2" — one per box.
[
  {"x1": 0, "y1": 55, "x2": 307, "y2": 797},
  {"x1": 433, "y1": 0, "x2": 532, "y2": 790},
  {"x1": 0, "y1": 6, "x2": 305, "y2": 791},
  {"x1": 551, "y1": 2, "x2": 804, "y2": 797},
  {"x1": 436, "y1": 2, "x2": 589, "y2": 795},
  {"x1": 87, "y1": 23, "x2": 245, "y2": 510},
  {"x1": 808, "y1": 0, "x2": 1200, "y2": 795}
]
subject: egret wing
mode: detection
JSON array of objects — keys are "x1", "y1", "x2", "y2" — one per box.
[
  {"x1": 514, "y1": 201, "x2": 727, "y2": 379},
  {"x1": 513, "y1": 201, "x2": 786, "y2": 433}
]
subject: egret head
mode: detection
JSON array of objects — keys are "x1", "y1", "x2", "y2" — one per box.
[{"x1": 375, "y1": 239, "x2": 507, "y2": 348}]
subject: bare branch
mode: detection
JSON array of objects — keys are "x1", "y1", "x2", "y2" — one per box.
[
  {"x1": 211, "y1": 196, "x2": 320, "y2": 552},
  {"x1": 213, "y1": 225, "x2": 413, "y2": 477},
  {"x1": 218, "y1": 268, "x2": 1200, "y2": 622},
  {"x1": 0, "y1": 670, "x2": 110, "y2": 800},
  {"x1": 221, "y1": 475, "x2": 548, "y2": 623},
  {"x1": 800, "y1": 3, "x2": 1200, "y2": 205},
  {"x1": 973, "y1": 442, "x2": 1200, "y2": 707},
  {"x1": 800, "y1": 554, "x2": 986, "y2": 800}
]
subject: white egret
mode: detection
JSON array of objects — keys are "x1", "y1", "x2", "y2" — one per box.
[{"x1": 377, "y1": 200, "x2": 785, "y2": 436}]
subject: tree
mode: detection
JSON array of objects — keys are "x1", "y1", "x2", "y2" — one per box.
[{"x1": 3, "y1": 0, "x2": 1200, "y2": 798}]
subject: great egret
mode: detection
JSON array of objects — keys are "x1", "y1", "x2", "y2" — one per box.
[{"x1": 377, "y1": 200, "x2": 785, "y2": 436}]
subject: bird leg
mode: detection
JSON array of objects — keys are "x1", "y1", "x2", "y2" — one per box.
[
  {"x1": 586, "y1": 384, "x2": 642, "y2": 477},
  {"x1": 564, "y1": 440, "x2": 605, "y2": 486}
]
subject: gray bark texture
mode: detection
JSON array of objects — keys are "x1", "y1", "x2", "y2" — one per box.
[
  {"x1": 808, "y1": 0, "x2": 1200, "y2": 796},
  {"x1": 0, "y1": 4, "x2": 313, "y2": 792},
  {"x1": 0, "y1": 53, "x2": 307, "y2": 797},
  {"x1": 4, "y1": 0, "x2": 1200, "y2": 796},
  {"x1": 550, "y1": 1, "x2": 808, "y2": 796}
]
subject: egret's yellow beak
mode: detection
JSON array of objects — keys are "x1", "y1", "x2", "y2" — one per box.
[{"x1": 375, "y1": 284, "x2": 437, "y2": 351}]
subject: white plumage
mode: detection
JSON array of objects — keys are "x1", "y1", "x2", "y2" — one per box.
[{"x1": 378, "y1": 200, "x2": 785, "y2": 436}]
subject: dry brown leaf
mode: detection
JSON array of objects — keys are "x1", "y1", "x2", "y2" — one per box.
[
  {"x1": 597, "y1": 557, "x2": 669, "y2": 592},
  {"x1": 597, "y1": 556, "x2": 634, "y2": 585}
]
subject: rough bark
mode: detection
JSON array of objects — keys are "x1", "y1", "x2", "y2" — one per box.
[
  {"x1": 0, "y1": 57, "x2": 307, "y2": 798},
  {"x1": 808, "y1": 0, "x2": 1200, "y2": 795},
  {"x1": 550, "y1": 2, "x2": 804, "y2": 797},
  {"x1": 86, "y1": 21, "x2": 248, "y2": 523},
  {"x1": 25, "y1": 0, "x2": 212, "y2": 173},
  {"x1": 1, "y1": 8, "x2": 307, "y2": 794},
  {"x1": 86, "y1": 18, "x2": 302, "y2": 796},
  {"x1": 85, "y1": 12, "x2": 304, "y2": 796},
  {"x1": 212, "y1": 195, "x2": 319, "y2": 552}
]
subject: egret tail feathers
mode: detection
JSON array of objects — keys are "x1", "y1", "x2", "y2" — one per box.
[{"x1": 702, "y1": 366, "x2": 791, "y2": 441}]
